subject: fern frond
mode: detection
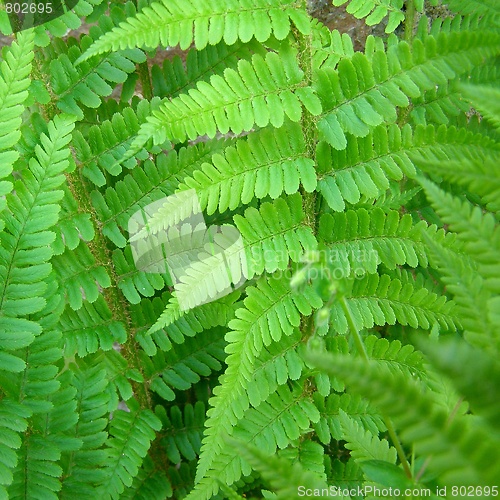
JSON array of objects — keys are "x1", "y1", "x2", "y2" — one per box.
[
  {"x1": 178, "y1": 124, "x2": 317, "y2": 215},
  {"x1": 152, "y1": 40, "x2": 265, "y2": 98},
  {"x1": 234, "y1": 194, "x2": 318, "y2": 275},
  {"x1": 316, "y1": 123, "x2": 497, "y2": 211},
  {"x1": 315, "y1": 31, "x2": 500, "y2": 150},
  {"x1": 332, "y1": 0, "x2": 405, "y2": 33},
  {"x1": 316, "y1": 125, "x2": 414, "y2": 210},
  {"x1": 80, "y1": 0, "x2": 310, "y2": 59},
  {"x1": 120, "y1": 454, "x2": 172, "y2": 500},
  {"x1": 59, "y1": 297, "x2": 127, "y2": 357},
  {"x1": 232, "y1": 440, "x2": 328, "y2": 500},
  {"x1": 419, "y1": 179, "x2": 500, "y2": 294},
  {"x1": 328, "y1": 272, "x2": 458, "y2": 334},
  {"x1": 140, "y1": 194, "x2": 317, "y2": 312},
  {"x1": 246, "y1": 330, "x2": 304, "y2": 408},
  {"x1": 60, "y1": 364, "x2": 109, "y2": 497},
  {"x1": 143, "y1": 328, "x2": 226, "y2": 401},
  {"x1": 308, "y1": 350, "x2": 500, "y2": 485},
  {"x1": 339, "y1": 409, "x2": 397, "y2": 464},
  {"x1": 0, "y1": 30, "x2": 34, "y2": 229},
  {"x1": 54, "y1": 243, "x2": 111, "y2": 310},
  {"x1": 417, "y1": 156, "x2": 500, "y2": 214},
  {"x1": 93, "y1": 140, "x2": 229, "y2": 246},
  {"x1": 49, "y1": 35, "x2": 145, "y2": 119},
  {"x1": 129, "y1": 45, "x2": 321, "y2": 152},
  {"x1": 364, "y1": 335, "x2": 425, "y2": 379},
  {"x1": 0, "y1": 114, "x2": 74, "y2": 373},
  {"x1": 6, "y1": 276, "x2": 68, "y2": 499},
  {"x1": 112, "y1": 246, "x2": 171, "y2": 305},
  {"x1": 30, "y1": 0, "x2": 105, "y2": 43},
  {"x1": 311, "y1": 22, "x2": 354, "y2": 70},
  {"x1": 318, "y1": 207, "x2": 454, "y2": 273},
  {"x1": 446, "y1": 0, "x2": 500, "y2": 18},
  {"x1": 194, "y1": 273, "x2": 321, "y2": 485},
  {"x1": 53, "y1": 186, "x2": 95, "y2": 255},
  {"x1": 139, "y1": 292, "x2": 237, "y2": 353},
  {"x1": 73, "y1": 98, "x2": 164, "y2": 186},
  {"x1": 0, "y1": 400, "x2": 31, "y2": 497},
  {"x1": 327, "y1": 458, "x2": 363, "y2": 489},
  {"x1": 97, "y1": 400, "x2": 162, "y2": 499},
  {"x1": 313, "y1": 392, "x2": 384, "y2": 444},
  {"x1": 409, "y1": 64, "x2": 499, "y2": 126},
  {"x1": 191, "y1": 385, "x2": 320, "y2": 500},
  {"x1": 279, "y1": 440, "x2": 326, "y2": 481},
  {"x1": 422, "y1": 339, "x2": 500, "y2": 433},
  {"x1": 156, "y1": 402, "x2": 206, "y2": 463},
  {"x1": 421, "y1": 235, "x2": 495, "y2": 350}
]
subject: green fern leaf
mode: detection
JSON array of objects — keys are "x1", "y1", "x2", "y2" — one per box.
[
  {"x1": 311, "y1": 21, "x2": 355, "y2": 70},
  {"x1": 59, "y1": 297, "x2": 127, "y2": 357},
  {"x1": 231, "y1": 440, "x2": 328, "y2": 500},
  {"x1": 421, "y1": 339, "x2": 500, "y2": 433},
  {"x1": 49, "y1": 36, "x2": 145, "y2": 119},
  {"x1": 128, "y1": 45, "x2": 321, "y2": 152},
  {"x1": 73, "y1": 98, "x2": 165, "y2": 186},
  {"x1": 112, "y1": 246, "x2": 171, "y2": 305},
  {"x1": 308, "y1": 350, "x2": 500, "y2": 485},
  {"x1": 120, "y1": 454, "x2": 172, "y2": 500},
  {"x1": 318, "y1": 207, "x2": 454, "y2": 273},
  {"x1": 0, "y1": 114, "x2": 74, "y2": 375},
  {"x1": 191, "y1": 385, "x2": 320, "y2": 499},
  {"x1": 339, "y1": 409, "x2": 397, "y2": 464},
  {"x1": 93, "y1": 139, "x2": 229, "y2": 247},
  {"x1": 440, "y1": 159, "x2": 500, "y2": 212},
  {"x1": 79, "y1": 0, "x2": 310, "y2": 59},
  {"x1": 138, "y1": 292, "x2": 237, "y2": 353},
  {"x1": 152, "y1": 40, "x2": 265, "y2": 98},
  {"x1": 328, "y1": 272, "x2": 458, "y2": 334},
  {"x1": 178, "y1": 124, "x2": 317, "y2": 214},
  {"x1": 460, "y1": 83, "x2": 500, "y2": 130},
  {"x1": 97, "y1": 400, "x2": 162, "y2": 499},
  {"x1": 194, "y1": 273, "x2": 321, "y2": 486},
  {"x1": 60, "y1": 364, "x2": 110, "y2": 497},
  {"x1": 155, "y1": 402, "x2": 206, "y2": 463},
  {"x1": 313, "y1": 392, "x2": 384, "y2": 444},
  {"x1": 332, "y1": 0, "x2": 405, "y2": 33},
  {"x1": 0, "y1": 400, "x2": 31, "y2": 497},
  {"x1": 54, "y1": 244, "x2": 111, "y2": 310},
  {"x1": 315, "y1": 31, "x2": 500, "y2": 150},
  {"x1": 420, "y1": 178, "x2": 500, "y2": 294},
  {"x1": 447, "y1": 0, "x2": 500, "y2": 18},
  {"x1": 235, "y1": 194, "x2": 318, "y2": 276},
  {"x1": 0, "y1": 30, "x2": 34, "y2": 229},
  {"x1": 143, "y1": 328, "x2": 226, "y2": 401}
]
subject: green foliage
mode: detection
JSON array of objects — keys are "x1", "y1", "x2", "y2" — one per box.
[{"x1": 0, "y1": 0, "x2": 499, "y2": 498}]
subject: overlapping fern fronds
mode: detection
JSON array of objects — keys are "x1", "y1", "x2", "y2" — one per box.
[{"x1": 0, "y1": 0, "x2": 499, "y2": 498}]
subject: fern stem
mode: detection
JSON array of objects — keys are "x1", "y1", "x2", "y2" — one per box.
[
  {"x1": 137, "y1": 61, "x2": 153, "y2": 100},
  {"x1": 384, "y1": 414, "x2": 413, "y2": 478},
  {"x1": 65, "y1": 171, "x2": 151, "y2": 410},
  {"x1": 339, "y1": 296, "x2": 368, "y2": 361},
  {"x1": 339, "y1": 296, "x2": 412, "y2": 478},
  {"x1": 404, "y1": 0, "x2": 416, "y2": 42}
]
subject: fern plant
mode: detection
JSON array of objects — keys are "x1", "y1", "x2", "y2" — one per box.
[{"x1": 0, "y1": 0, "x2": 499, "y2": 498}]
